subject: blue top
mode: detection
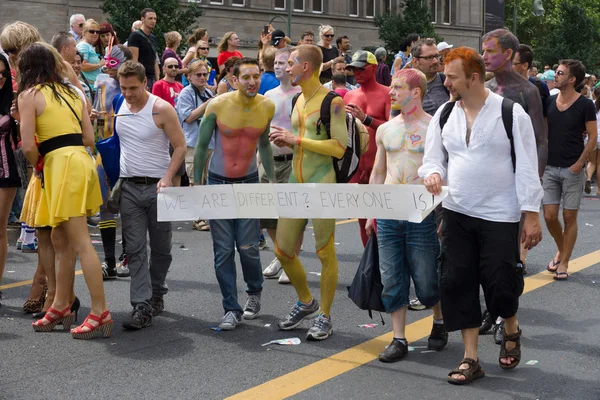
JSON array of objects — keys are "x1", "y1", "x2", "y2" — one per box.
[
  {"x1": 175, "y1": 84, "x2": 215, "y2": 149},
  {"x1": 76, "y1": 42, "x2": 102, "y2": 89},
  {"x1": 258, "y1": 72, "x2": 280, "y2": 95},
  {"x1": 390, "y1": 51, "x2": 411, "y2": 76}
]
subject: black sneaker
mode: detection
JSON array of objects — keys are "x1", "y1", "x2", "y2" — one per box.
[
  {"x1": 151, "y1": 296, "x2": 164, "y2": 316},
  {"x1": 379, "y1": 338, "x2": 408, "y2": 363},
  {"x1": 122, "y1": 305, "x2": 153, "y2": 330},
  {"x1": 479, "y1": 310, "x2": 493, "y2": 334},
  {"x1": 428, "y1": 322, "x2": 448, "y2": 351},
  {"x1": 493, "y1": 320, "x2": 504, "y2": 345},
  {"x1": 87, "y1": 215, "x2": 99, "y2": 228},
  {"x1": 585, "y1": 180, "x2": 592, "y2": 194},
  {"x1": 101, "y1": 262, "x2": 117, "y2": 280}
]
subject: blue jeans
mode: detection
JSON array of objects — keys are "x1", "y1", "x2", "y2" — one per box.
[
  {"x1": 208, "y1": 171, "x2": 263, "y2": 313},
  {"x1": 376, "y1": 213, "x2": 440, "y2": 313},
  {"x1": 9, "y1": 187, "x2": 24, "y2": 223}
]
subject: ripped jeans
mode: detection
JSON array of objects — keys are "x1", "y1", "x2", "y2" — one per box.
[{"x1": 208, "y1": 171, "x2": 263, "y2": 313}]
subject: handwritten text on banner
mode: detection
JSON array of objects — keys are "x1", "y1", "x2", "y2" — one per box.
[{"x1": 157, "y1": 184, "x2": 448, "y2": 223}]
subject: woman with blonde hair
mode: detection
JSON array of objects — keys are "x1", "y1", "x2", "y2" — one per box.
[
  {"x1": 76, "y1": 19, "x2": 105, "y2": 90},
  {"x1": 18, "y1": 42, "x2": 111, "y2": 339},
  {"x1": 317, "y1": 24, "x2": 343, "y2": 84},
  {"x1": 162, "y1": 31, "x2": 184, "y2": 82},
  {"x1": 182, "y1": 28, "x2": 208, "y2": 68},
  {"x1": 216, "y1": 31, "x2": 243, "y2": 73}
]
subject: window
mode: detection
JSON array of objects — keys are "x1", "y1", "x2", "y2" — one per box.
[
  {"x1": 349, "y1": 0, "x2": 359, "y2": 16},
  {"x1": 232, "y1": 0, "x2": 245, "y2": 5},
  {"x1": 312, "y1": 0, "x2": 323, "y2": 13},
  {"x1": 429, "y1": 0, "x2": 437, "y2": 23},
  {"x1": 294, "y1": 0, "x2": 304, "y2": 11},
  {"x1": 210, "y1": 0, "x2": 223, "y2": 4},
  {"x1": 274, "y1": 0, "x2": 285, "y2": 9},
  {"x1": 383, "y1": 0, "x2": 391, "y2": 14},
  {"x1": 443, "y1": 0, "x2": 451, "y2": 24},
  {"x1": 366, "y1": 0, "x2": 375, "y2": 18}
]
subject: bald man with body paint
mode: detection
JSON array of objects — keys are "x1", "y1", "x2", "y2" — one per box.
[{"x1": 194, "y1": 57, "x2": 275, "y2": 331}]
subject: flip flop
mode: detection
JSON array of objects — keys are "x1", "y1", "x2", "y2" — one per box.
[
  {"x1": 553, "y1": 272, "x2": 569, "y2": 281},
  {"x1": 546, "y1": 259, "x2": 560, "y2": 272}
]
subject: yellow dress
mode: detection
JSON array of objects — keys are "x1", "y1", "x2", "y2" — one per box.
[{"x1": 33, "y1": 85, "x2": 102, "y2": 228}]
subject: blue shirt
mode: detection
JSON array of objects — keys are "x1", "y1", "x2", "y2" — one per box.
[
  {"x1": 390, "y1": 51, "x2": 411, "y2": 76},
  {"x1": 76, "y1": 42, "x2": 102, "y2": 89},
  {"x1": 175, "y1": 85, "x2": 215, "y2": 149},
  {"x1": 69, "y1": 29, "x2": 80, "y2": 43},
  {"x1": 258, "y1": 72, "x2": 280, "y2": 95}
]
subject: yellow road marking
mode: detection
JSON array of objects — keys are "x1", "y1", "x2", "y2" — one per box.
[
  {"x1": 0, "y1": 270, "x2": 83, "y2": 290},
  {"x1": 227, "y1": 249, "x2": 600, "y2": 400}
]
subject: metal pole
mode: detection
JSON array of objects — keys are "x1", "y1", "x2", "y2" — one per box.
[
  {"x1": 287, "y1": 0, "x2": 292, "y2": 36},
  {"x1": 513, "y1": 0, "x2": 518, "y2": 35}
]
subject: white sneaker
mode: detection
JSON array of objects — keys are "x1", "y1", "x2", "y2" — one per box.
[
  {"x1": 278, "y1": 270, "x2": 291, "y2": 284},
  {"x1": 263, "y1": 258, "x2": 282, "y2": 278}
]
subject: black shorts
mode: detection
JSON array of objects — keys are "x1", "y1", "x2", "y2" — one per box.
[{"x1": 439, "y1": 209, "x2": 524, "y2": 332}]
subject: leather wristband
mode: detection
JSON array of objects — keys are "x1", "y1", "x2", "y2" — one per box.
[{"x1": 363, "y1": 114, "x2": 373, "y2": 127}]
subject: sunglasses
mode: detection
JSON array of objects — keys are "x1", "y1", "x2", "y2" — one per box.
[
  {"x1": 78, "y1": 23, "x2": 84, "y2": 28},
  {"x1": 324, "y1": 34, "x2": 335, "y2": 38},
  {"x1": 88, "y1": 30, "x2": 100, "y2": 34},
  {"x1": 416, "y1": 54, "x2": 441, "y2": 61},
  {"x1": 198, "y1": 47, "x2": 209, "y2": 50},
  {"x1": 166, "y1": 65, "x2": 178, "y2": 69},
  {"x1": 0, "y1": 69, "x2": 9, "y2": 79},
  {"x1": 193, "y1": 73, "x2": 208, "y2": 77}
]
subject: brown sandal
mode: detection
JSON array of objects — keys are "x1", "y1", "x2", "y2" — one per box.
[
  {"x1": 447, "y1": 358, "x2": 485, "y2": 385},
  {"x1": 499, "y1": 327, "x2": 522, "y2": 370}
]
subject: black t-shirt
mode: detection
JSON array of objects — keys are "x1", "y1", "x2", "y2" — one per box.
[
  {"x1": 127, "y1": 30, "x2": 158, "y2": 78},
  {"x1": 319, "y1": 45, "x2": 339, "y2": 81},
  {"x1": 546, "y1": 94, "x2": 597, "y2": 167}
]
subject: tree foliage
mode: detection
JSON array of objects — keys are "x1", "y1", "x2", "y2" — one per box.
[
  {"x1": 101, "y1": 0, "x2": 204, "y2": 50},
  {"x1": 374, "y1": 0, "x2": 442, "y2": 55},
  {"x1": 505, "y1": 0, "x2": 600, "y2": 73}
]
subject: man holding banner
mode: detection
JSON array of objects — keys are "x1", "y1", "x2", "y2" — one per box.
[
  {"x1": 366, "y1": 68, "x2": 447, "y2": 363},
  {"x1": 194, "y1": 57, "x2": 275, "y2": 331},
  {"x1": 269, "y1": 45, "x2": 348, "y2": 341}
]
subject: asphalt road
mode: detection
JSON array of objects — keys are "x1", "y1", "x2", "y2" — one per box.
[{"x1": 1, "y1": 192, "x2": 599, "y2": 400}]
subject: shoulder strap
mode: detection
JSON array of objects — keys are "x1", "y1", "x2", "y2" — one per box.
[
  {"x1": 55, "y1": 91, "x2": 82, "y2": 130},
  {"x1": 111, "y1": 94, "x2": 125, "y2": 138},
  {"x1": 501, "y1": 98, "x2": 516, "y2": 173},
  {"x1": 291, "y1": 92, "x2": 301, "y2": 113},
  {"x1": 438, "y1": 73, "x2": 450, "y2": 95},
  {"x1": 439, "y1": 101, "x2": 456, "y2": 132},
  {"x1": 317, "y1": 91, "x2": 340, "y2": 137}
]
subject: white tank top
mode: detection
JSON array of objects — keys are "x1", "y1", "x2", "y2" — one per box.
[{"x1": 117, "y1": 94, "x2": 170, "y2": 178}]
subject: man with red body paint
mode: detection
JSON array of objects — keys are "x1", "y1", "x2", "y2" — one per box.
[{"x1": 344, "y1": 50, "x2": 391, "y2": 246}]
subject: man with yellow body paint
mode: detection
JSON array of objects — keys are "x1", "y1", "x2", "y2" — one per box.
[
  {"x1": 269, "y1": 45, "x2": 348, "y2": 341},
  {"x1": 194, "y1": 57, "x2": 275, "y2": 331}
]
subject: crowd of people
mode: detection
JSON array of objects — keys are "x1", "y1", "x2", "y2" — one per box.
[{"x1": 0, "y1": 7, "x2": 598, "y2": 385}]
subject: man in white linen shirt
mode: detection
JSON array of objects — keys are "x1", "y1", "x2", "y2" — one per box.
[{"x1": 419, "y1": 47, "x2": 543, "y2": 385}]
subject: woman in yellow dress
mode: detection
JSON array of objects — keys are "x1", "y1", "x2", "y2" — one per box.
[{"x1": 18, "y1": 42, "x2": 112, "y2": 339}]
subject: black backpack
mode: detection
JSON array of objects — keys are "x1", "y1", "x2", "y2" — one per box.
[
  {"x1": 439, "y1": 98, "x2": 516, "y2": 172},
  {"x1": 292, "y1": 91, "x2": 361, "y2": 183},
  {"x1": 347, "y1": 234, "x2": 386, "y2": 323}
]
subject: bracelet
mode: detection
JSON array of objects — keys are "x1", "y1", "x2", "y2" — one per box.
[
  {"x1": 362, "y1": 115, "x2": 373, "y2": 126},
  {"x1": 296, "y1": 137, "x2": 301, "y2": 146}
]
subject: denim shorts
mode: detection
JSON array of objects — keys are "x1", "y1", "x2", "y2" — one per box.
[
  {"x1": 542, "y1": 165, "x2": 585, "y2": 210},
  {"x1": 376, "y1": 213, "x2": 440, "y2": 313}
]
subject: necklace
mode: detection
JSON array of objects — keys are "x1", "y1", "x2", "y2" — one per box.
[{"x1": 303, "y1": 85, "x2": 323, "y2": 109}]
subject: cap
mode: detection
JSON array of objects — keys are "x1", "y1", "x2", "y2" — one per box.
[
  {"x1": 585, "y1": 73, "x2": 591, "y2": 78},
  {"x1": 347, "y1": 50, "x2": 377, "y2": 68},
  {"x1": 437, "y1": 41, "x2": 453, "y2": 52},
  {"x1": 270, "y1": 30, "x2": 290, "y2": 47},
  {"x1": 542, "y1": 70, "x2": 555, "y2": 82}
]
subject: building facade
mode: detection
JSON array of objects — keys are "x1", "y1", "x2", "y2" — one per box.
[{"x1": 1, "y1": 0, "x2": 484, "y2": 54}]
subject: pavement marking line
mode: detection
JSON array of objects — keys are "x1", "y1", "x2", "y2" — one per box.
[
  {"x1": 227, "y1": 249, "x2": 600, "y2": 400},
  {"x1": 0, "y1": 270, "x2": 83, "y2": 290}
]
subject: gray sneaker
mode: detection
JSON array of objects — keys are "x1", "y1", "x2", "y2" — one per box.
[
  {"x1": 243, "y1": 294, "x2": 261, "y2": 320},
  {"x1": 219, "y1": 311, "x2": 242, "y2": 331},
  {"x1": 306, "y1": 313, "x2": 333, "y2": 341},
  {"x1": 278, "y1": 299, "x2": 320, "y2": 330}
]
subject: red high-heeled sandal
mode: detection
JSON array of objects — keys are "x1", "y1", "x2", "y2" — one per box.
[
  {"x1": 71, "y1": 310, "x2": 113, "y2": 340},
  {"x1": 32, "y1": 306, "x2": 75, "y2": 332}
]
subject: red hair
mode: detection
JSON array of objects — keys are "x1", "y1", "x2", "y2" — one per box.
[
  {"x1": 393, "y1": 69, "x2": 427, "y2": 100},
  {"x1": 444, "y1": 47, "x2": 485, "y2": 83}
]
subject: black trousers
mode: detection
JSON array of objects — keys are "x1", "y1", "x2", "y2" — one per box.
[{"x1": 440, "y1": 209, "x2": 524, "y2": 332}]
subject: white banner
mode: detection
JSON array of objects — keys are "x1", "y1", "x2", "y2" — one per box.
[{"x1": 157, "y1": 184, "x2": 448, "y2": 223}]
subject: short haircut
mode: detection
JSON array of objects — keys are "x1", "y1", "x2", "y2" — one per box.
[
  {"x1": 74, "y1": 51, "x2": 83, "y2": 61},
  {"x1": 118, "y1": 60, "x2": 146, "y2": 83},
  {"x1": 188, "y1": 59, "x2": 208, "y2": 75},
  {"x1": 332, "y1": 73, "x2": 347, "y2": 86},
  {"x1": 560, "y1": 59, "x2": 586, "y2": 88},
  {"x1": 482, "y1": 28, "x2": 519, "y2": 60},
  {"x1": 332, "y1": 58, "x2": 346, "y2": 70},
  {"x1": 165, "y1": 31, "x2": 182, "y2": 48},
  {"x1": 295, "y1": 44, "x2": 323, "y2": 71},
  {"x1": 552, "y1": 64, "x2": 558, "y2": 70},
  {"x1": 276, "y1": 46, "x2": 294, "y2": 58},
  {"x1": 516, "y1": 44, "x2": 534, "y2": 70},
  {"x1": 400, "y1": 33, "x2": 420, "y2": 51},
  {"x1": 336, "y1": 35, "x2": 349, "y2": 47},
  {"x1": 393, "y1": 68, "x2": 428, "y2": 100},
  {"x1": 300, "y1": 30, "x2": 314, "y2": 40},
  {"x1": 51, "y1": 31, "x2": 74, "y2": 52},
  {"x1": 233, "y1": 57, "x2": 259, "y2": 77},
  {"x1": 412, "y1": 38, "x2": 437, "y2": 58},
  {"x1": 69, "y1": 14, "x2": 84, "y2": 26},
  {"x1": 444, "y1": 47, "x2": 486, "y2": 83},
  {"x1": 374, "y1": 47, "x2": 387, "y2": 62},
  {"x1": 0, "y1": 21, "x2": 42, "y2": 55},
  {"x1": 141, "y1": 8, "x2": 155, "y2": 19},
  {"x1": 262, "y1": 46, "x2": 277, "y2": 71}
]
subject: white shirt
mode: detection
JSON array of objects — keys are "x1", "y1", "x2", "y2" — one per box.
[
  {"x1": 418, "y1": 90, "x2": 543, "y2": 223},
  {"x1": 117, "y1": 94, "x2": 171, "y2": 178}
]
